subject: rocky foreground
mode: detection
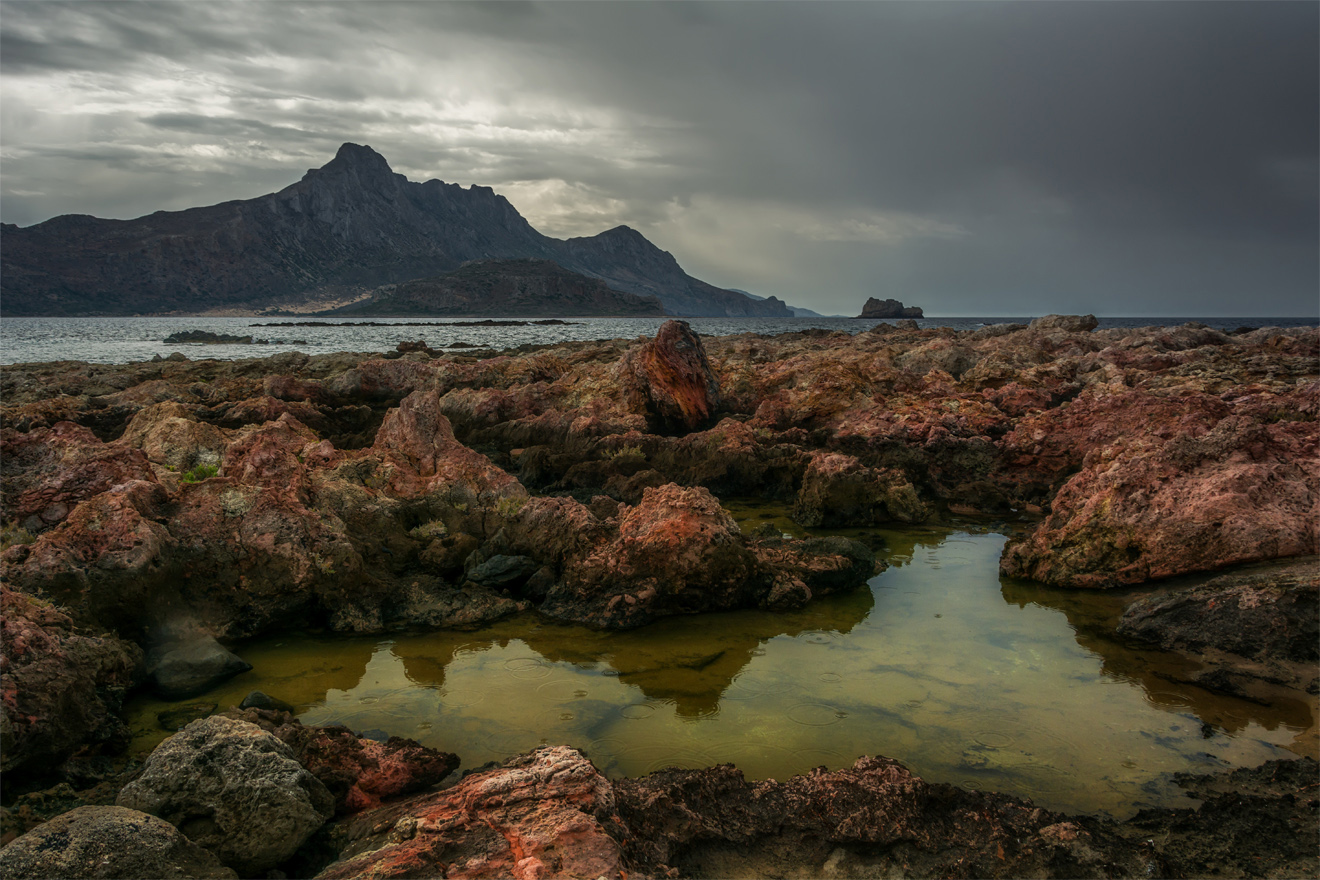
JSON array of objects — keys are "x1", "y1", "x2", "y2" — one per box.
[{"x1": 2, "y1": 316, "x2": 1317, "y2": 877}]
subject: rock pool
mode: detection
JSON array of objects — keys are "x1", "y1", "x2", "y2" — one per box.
[{"x1": 125, "y1": 512, "x2": 1315, "y2": 819}]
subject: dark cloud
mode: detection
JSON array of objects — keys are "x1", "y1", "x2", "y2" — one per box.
[{"x1": 1, "y1": 1, "x2": 1314, "y2": 315}]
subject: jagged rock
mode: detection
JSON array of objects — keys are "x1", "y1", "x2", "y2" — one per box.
[
  {"x1": 316, "y1": 745, "x2": 626, "y2": 880},
  {"x1": 1029, "y1": 313, "x2": 1099, "y2": 332},
  {"x1": 145, "y1": 636, "x2": 252, "y2": 699},
  {"x1": 0, "y1": 806, "x2": 237, "y2": 879},
  {"x1": 221, "y1": 709, "x2": 461, "y2": 816},
  {"x1": 617, "y1": 319, "x2": 721, "y2": 432},
  {"x1": 116, "y1": 716, "x2": 334, "y2": 875},
  {"x1": 464, "y1": 553, "x2": 540, "y2": 589},
  {"x1": 0, "y1": 587, "x2": 142, "y2": 774}
]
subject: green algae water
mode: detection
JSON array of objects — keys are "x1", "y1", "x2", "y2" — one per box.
[{"x1": 124, "y1": 512, "x2": 1316, "y2": 819}]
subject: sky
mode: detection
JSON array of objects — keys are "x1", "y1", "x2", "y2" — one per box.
[{"x1": 1, "y1": 1, "x2": 1316, "y2": 317}]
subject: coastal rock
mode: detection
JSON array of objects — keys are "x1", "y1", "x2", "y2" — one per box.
[
  {"x1": 116, "y1": 716, "x2": 334, "y2": 875},
  {"x1": 0, "y1": 422, "x2": 158, "y2": 530},
  {"x1": 1000, "y1": 392, "x2": 1320, "y2": 587},
  {"x1": 613, "y1": 755, "x2": 1149, "y2": 878},
  {"x1": 1116, "y1": 560, "x2": 1319, "y2": 693},
  {"x1": 1029, "y1": 313, "x2": 1099, "y2": 333},
  {"x1": 145, "y1": 636, "x2": 252, "y2": 700},
  {"x1": 792, "y1": 451, "x2": 928, "y2": 527},
  {"x1": 617, "y1": 319, "x2": 721, "y2": 432},
  {"x1": 0, "y1": 587, "x2": 143, "y2": 774},
  {"x1": 0, "y1": 805, "x2": 237, "y2": 879},
  {"x1": 858, "y1": 297, "x2": 924, "y2": 319},
  {"x1": 222, "y1": 709, "x2": 461, "y2": 815},
  {"x1": 316, "y1": 745, "x2": 626, "y2": 880},
  {"x1": 116, "y1": 401, "x2": 228, "y2": 475}
]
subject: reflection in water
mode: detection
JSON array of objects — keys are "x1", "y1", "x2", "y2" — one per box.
[{"x1": 124, "y1": 515, "x2": 1317, "y2": 819}]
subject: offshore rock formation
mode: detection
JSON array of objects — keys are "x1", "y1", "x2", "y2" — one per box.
[
  {"x1": 858, "y1": 296, "x2": 924, "y2": 319},
  {"x1": 350, "y1": 258, "x2": 665, "y2": 317},
  {"x1": 1, "y1": 143, "x2": 790, "y2": 318}
]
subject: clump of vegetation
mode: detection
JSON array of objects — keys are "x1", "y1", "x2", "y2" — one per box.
[
  {"x1": 409, "y1": 520, "x2": 448, "y2": 540},
  {"x1": 495, "y1": 496, "x2": 527, "y2": 518},
  {"x1": 181, "y1": 463, "x2": 220, "y2": 483},
  {"x1": 603, "y1": 444, "x2": 646, "y2": 462},
  {"x1": 1, "y1": 523, "x2": 37, "y2": 551}
]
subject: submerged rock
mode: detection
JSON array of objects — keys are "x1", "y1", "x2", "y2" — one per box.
[
  {"x1": 116, "y1": 716, "x2": 334, "y2": 875},
  {"x1": 145, "y1": 635, "x2": 252, "y2": 699},
  {"x1": 0, "y1": 805, "x2": 237, "y2": 879}
]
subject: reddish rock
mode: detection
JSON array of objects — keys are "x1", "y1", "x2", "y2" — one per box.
[
  {"x1": 0, "y1": 422, "x2": 159, "y2": 529},
  {"x1": 539, "y1": 483, "x2": 761, "y2": 628},
  {"x1": 0, "y1": 587, "x2": 143, "y2": 774},
  {"x1": 371, "y1": 389, "x2": 527, "y2": 505},
  {"x1": 116, "y1": 401, "x2": 228, "y2": 474},
  {"x1": 317, "y1": 745, "x2": 627, "y2": 880},
  {"x1": 618, "y1": 319, "x2": 720, "y2": 432},
  {"x1": 222, "y1": 709, "x2": 460, "y2": 815},
  {"x1": 1001, "y1": 394, "x2": 1320, "y2": 587}
]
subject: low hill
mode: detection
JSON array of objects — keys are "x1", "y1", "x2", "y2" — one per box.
[{"x1": 345, "y1": 259, "x2": 665, "y2": 317}]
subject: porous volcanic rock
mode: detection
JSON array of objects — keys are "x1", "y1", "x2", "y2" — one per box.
[
  {"x1": 0, "y1": 805, "x2": 237, "y2": 879},
  {"x1": 222, "y1": 707, "x2": 461, "y2": 815},
  {"x1": 116, "y1": 715, "x2": 334, "y2": 875},
  {"x1": 617, "y1": 319, "x2": 721, "y2": 432},
  {"x1": 1029, "y1": 313, "x2": 1100, "y2": 333},
  {"x1": 792, "y1": 451, "x2": 929, "y2": 527},
  {"x1": 316, "y1": 745, "x2": 627, "y2": 880},
  {"x1": 0, "y1": 587, "x2": 142, "y2": 774}
]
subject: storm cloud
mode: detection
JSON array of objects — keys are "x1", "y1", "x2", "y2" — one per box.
[{"x1": 1, "y1": 0, "x2": 1315, "y2": 316}]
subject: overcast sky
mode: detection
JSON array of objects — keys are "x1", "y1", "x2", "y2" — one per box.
[{"x1": 2, "y1": 1, "x2": 1316, "y2": 316}]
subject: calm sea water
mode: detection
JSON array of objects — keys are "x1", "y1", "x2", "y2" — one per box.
[
  {"x1": 123, "y1": 515, "x2": 1316, "y2": 819},
  {"x1": 1, "y1": 315, "x2": 1315, "y2": 366}
]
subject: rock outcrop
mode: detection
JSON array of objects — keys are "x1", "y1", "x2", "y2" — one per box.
[
  {"x1": 317, "y1": 745, "x2": 627, "y2": 880},
  {"x1": 0, "y1": 805, "x2": 238, "y2": 879},
  {"x1": 617, "y1": 319, "x2": 721, "y2": 433},
  {"x1": 858, "y1": 296, "x2": 924, "y2": 319},
  {"x1": 0, "y1": 587, "x2": 142, "y2": 775},
  {"x1": 116, "y1": 716, "x2": 334, "y2": 875}
]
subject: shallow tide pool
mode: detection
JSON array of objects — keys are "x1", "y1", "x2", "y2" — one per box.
[{"x1": 125, "y1": 513, "x2": 1316, "y2": 819}]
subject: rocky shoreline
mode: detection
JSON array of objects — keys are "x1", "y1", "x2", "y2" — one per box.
[{"x1": 2, "y1": 317, "x2": 1316, "y2": 877}]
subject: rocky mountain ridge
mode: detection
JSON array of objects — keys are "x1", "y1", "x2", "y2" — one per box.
[{"x1": 0, "y1": 143, "x2": 790, "y2": 319}]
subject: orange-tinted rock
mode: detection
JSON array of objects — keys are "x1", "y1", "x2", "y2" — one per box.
[
  {"x1": 617, "y1": 319, "x2": 720, "y2": 432},
  {"x1": 317, "y1": 746, "x2": 627, "y2": 880}
]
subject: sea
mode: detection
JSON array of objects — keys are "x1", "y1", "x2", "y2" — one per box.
[{"x1": 0, "y1": 315, "x2": 1315, "y2": 366}]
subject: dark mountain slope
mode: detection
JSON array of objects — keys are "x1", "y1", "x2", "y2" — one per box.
[
  {"x1": 1, "y1": 144, "x2": 788, "y2": 318},
  {"x1": 347, "y1": 259, "x2": 664, "y2": 317}
]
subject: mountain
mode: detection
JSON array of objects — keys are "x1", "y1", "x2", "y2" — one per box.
[
  {"x1": 0, "y1": 143, "x2": 790, "y2": 318},
  {"x1": 344, "y1": 259, "x2": 664, "y2": 317},
  {"x1": 729, "y1": 288, "x2": 833, "y2": 318}
]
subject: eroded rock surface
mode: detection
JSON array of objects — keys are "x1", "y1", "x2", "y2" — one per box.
[
  {"x1": 317, "y1": 745, "x2": 627, "y2": 880},
  {"x1": 0, "y1": 805, "x2": 237, "y2": 879},
  {"x1": 116, "y1": 716, "x2": 334, "y2": 875}
]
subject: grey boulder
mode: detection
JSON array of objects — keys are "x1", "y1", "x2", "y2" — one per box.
[{"x1": 116, "y1": 716, "x2": 333, "y2": 875}]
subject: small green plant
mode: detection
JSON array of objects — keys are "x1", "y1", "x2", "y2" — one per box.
[
  {"x1": 495, "y1": 496, "x2": 527, "y2": 519},
  {"x1": 1, "y1": 523, "x2": 37, "y2": 551},
  {"x1": 603, "y1": 444, "x2": 645, "y2": 462},
  {"x1": 408, "y1": 520, "x2": 448, "y2": 540},
  {"x1": 181, "y1": 463, "x2": 219, "y2": 483}
]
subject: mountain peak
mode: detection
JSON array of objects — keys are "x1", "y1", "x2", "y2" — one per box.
[{"x1": 333, "y1": 142, "x2": 390, "y2": 167}]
